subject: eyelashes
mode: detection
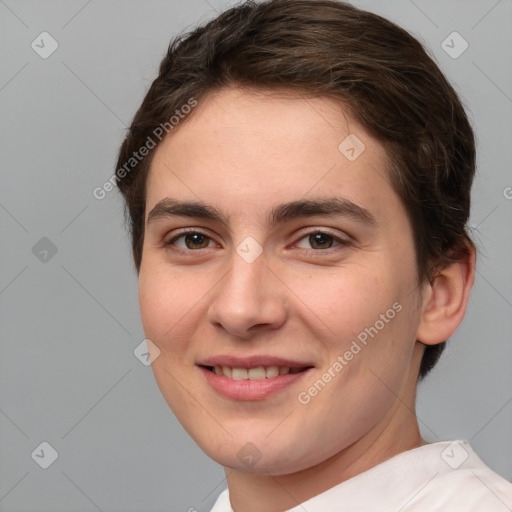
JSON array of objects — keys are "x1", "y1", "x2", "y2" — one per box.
[
  {"x1": 164, "y1": 228, "x2": 350, "y2": 254},
  {"x1": 294, "y1": 231, "x2": 349, "y2": 251},
  {"x1": 166, "y1": 230, "x2": 217, "y2": 251}
]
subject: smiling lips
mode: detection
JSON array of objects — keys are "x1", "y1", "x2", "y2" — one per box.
[{"x1": 199, "y1": 357, "x2": 314, "y2": 400}]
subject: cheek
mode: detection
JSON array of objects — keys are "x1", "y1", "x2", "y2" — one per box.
[
  {"x1": 302, "y1": 261, "x2": 419, "y2": 380},
  {"x1": 138, "y1": 264, "x2": 203, "y2": 355},
  {"x1": 297, "y1": 267, "x2": 395, "y2": 343},
  {"x1": 138, "y1": 265, "x2": 205, "y2": 416}
]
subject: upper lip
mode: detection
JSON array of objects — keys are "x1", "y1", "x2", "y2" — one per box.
[{"x1": 198, "y1": 355, "x2": 314, "y2": 369}]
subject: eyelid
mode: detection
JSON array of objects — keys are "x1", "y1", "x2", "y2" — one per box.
[
  {"x1": 164, "y1": 227, "x2": 351, "y2": 254},
  {"x1": 291, "y1": 228, "x2": 351, "y2": 250},
  {"x1": 164, "y1": 228, "x2": 220, "y2": 250}
]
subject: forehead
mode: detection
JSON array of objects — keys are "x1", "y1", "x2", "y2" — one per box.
[{"x1": 145, "y1": 87, "x2": 399, "y2": 225}]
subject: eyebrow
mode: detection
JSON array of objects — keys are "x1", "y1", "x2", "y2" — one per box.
[{"x1": 146, "y1": 196, "x2": 377, "y2": 228}]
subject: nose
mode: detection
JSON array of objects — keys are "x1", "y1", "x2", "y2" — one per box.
[{"x1": 207, "y1": 249, "x2": 287, "y2": 340}]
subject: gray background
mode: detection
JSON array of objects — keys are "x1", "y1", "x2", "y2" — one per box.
[{"x1": 1, "y1": 0, "x2": 511, "y2": 511}]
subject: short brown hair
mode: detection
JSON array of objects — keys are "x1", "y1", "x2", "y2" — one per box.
[{"x1": 115, "y1": 0, "x2": 476, "y2": 379}]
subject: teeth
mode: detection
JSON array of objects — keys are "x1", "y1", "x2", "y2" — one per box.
[
  {"x1": 248, "y1": 367, "x2": 266, "y2": 380},
  {"x1": 232, "y1": 368, "x2": 248, "y2": 380},
  {"x1": 266, "y1": 366, "x2": 279, "y2": 378},
  {"x1": 211, "y1": 365, "x2": 304, "y2": 380}
]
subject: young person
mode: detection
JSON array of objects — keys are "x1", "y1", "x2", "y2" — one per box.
[{"x1": 114, "y1": 1, "x2": 512, "y2": 510}]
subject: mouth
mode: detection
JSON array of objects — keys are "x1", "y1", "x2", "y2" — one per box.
[
  {"x1": 201, "y1": 365, "x2": 311, "y2": 380},
  {"x1": 198, "y1": 357, "x2": 314, "y2": 400}
]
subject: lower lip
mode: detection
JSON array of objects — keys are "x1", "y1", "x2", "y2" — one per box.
[{"x1": 200, "y1": 367, "x2": 312, "y2": 401}]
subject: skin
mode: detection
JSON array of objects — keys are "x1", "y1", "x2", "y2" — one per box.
[{"x1": 138, "y1": 87, "x2": 475, "y2": 512}]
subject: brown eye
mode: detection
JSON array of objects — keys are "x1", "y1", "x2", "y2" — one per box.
[
  {"x1": 295, "y1": 231, "x2": 347, "y2": 250},
  {"x1": 308, "y1": 232, "x2": 334, "y2": 249},
  {"x1": 185, "y1": 233, "x2": 210, "y2": 249},
  {"x1": 167, "y1": 231, "x2": 214, "y2": 250}
]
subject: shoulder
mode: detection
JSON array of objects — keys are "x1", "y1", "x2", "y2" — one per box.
[
  {"x1": 291, "y1": 440, "x2": 512, "y2": 512},
  {"x1": 399, "y1": 441, "x2": 512, "y2": 511}
]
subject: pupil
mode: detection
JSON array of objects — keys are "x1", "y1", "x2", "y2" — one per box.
[
  {"x1": 186, "y1": 233, "x2": 208, "y2": 249},
  {"x1": 311, "y1": 233, "x2": 332, "y2": 249}
]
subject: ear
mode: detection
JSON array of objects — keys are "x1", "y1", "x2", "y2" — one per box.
[{"x1": 416, "y1": 244, "x2": 476, "y2": 346}]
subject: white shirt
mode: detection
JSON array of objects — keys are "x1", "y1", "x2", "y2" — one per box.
[{"x1": 210, "y1": 440, "x2": 512, "y2": 511}]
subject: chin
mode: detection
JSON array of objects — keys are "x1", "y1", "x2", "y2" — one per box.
[{"x1": 193, "y1": 428, "x2": 331, "y2": 476}]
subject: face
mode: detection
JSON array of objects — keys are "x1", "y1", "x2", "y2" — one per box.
[{"x1": 138, "y1": 87, "x2": 425, "y2": 475}]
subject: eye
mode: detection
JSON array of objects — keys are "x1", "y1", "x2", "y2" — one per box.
[
  {"x1": 294, "y1": 231, "x2": 348, "y2": 250},
  {"x1": 166, "y1": 230, "x2": 216, "y2": 251}
]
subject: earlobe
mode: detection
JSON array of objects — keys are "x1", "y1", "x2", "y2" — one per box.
[{"x1": 416, "y1": 244, "x2": 476, "y2": 346}]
